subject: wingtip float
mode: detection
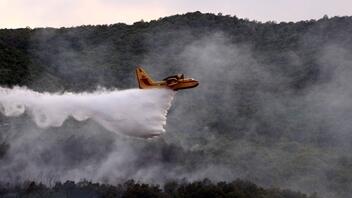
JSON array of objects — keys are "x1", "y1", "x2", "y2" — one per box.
[{"x1": 136, "y1": 66, "x2": 199, "y2": 91}]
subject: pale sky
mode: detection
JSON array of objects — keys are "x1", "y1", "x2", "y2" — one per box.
[{"x1": 1, "y1": 0, "x2": 352, "y2": 28}]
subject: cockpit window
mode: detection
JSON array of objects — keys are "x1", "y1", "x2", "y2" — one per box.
[{"x1": 163, "y1": 74, "x2": 184, "y2": 81}]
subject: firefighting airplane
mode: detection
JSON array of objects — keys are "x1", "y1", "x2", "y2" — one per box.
[{"x1": 136, "y1": 66, "x2": 199, "y2": 91}]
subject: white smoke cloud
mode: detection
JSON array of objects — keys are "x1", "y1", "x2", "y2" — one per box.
[{"x1": 0, "y1": 86, "x2": 175, "y2": 138}]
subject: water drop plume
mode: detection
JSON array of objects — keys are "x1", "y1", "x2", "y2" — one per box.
[{"x1": 0, "y1": 86, "x2": 175, "y2": 138}]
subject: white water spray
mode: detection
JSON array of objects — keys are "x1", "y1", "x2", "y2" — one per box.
[{"x1": 0, "y1": 86, "x2": 175, "y2": 138}]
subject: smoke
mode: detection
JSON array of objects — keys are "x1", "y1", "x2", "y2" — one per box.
[
  {"x1": 0, "y1": 86, "x2": 180, "y2": 184},
  {"x1": 0, "y1": 86, "x2": 175, "y2": 138},
  {"x1": 1, "y1": 18, "x2": 352, "y2": 198},
  {"x1": 139, "y1": 28, "x2": 352, "y2": 198}
]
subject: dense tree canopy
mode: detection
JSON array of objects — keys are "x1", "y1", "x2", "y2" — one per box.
[{"x1": 0, "y1": 179, "x2": 313, "y2": 198}]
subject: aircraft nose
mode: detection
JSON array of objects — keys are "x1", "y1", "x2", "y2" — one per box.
[{"x1": 193, "y1": 80, "x2": 199, "y2": 87}]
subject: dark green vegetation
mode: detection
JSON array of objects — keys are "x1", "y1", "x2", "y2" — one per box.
[
  {"x1": 1, "y1": 12, "x2": 352, "y2": 198},
  {"x1": 1, "y1": 12, "x2": 350, "y2": 91},
  {"x1": 0, "y1": 179, "x2": 313, "y2": 198}
]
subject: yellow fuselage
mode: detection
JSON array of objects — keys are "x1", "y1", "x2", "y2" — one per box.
[{"x1": 136, "y1": 67, "x2": 199, "y2": 91}]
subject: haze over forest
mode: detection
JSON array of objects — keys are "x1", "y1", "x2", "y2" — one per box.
[{"x1": 1, "y1": 12, "x2": 352, "y2": 198}]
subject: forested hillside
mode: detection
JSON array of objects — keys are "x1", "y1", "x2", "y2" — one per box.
[
  {"x1": 1, "y1": 12, "x2": 352, "y2": 198},
  {"x1": 2, "y1": 12, "x2": 351, "y2": 91},
  {"x1": 1, "y1": 179, "x2": 313, "y2": 198}
]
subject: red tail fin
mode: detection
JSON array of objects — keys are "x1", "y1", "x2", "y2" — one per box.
[{"x1": 136, "y1": 67, "x2": 155, "y2": 89}]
